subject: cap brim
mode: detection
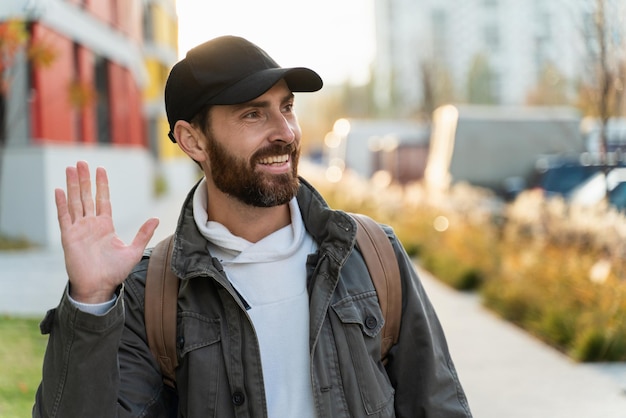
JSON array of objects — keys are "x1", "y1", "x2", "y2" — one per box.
[{"x1": 208, "y1": 67, "x2": 323, "y2": 105}]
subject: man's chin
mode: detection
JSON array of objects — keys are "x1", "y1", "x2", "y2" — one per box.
[{"x1": 255, "y1": 178, "x2": 300, "y2": 207}]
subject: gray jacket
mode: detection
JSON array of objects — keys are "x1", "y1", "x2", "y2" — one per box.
[{"x1": 33, "y1": 178, "x2": 472, "y2": 417}]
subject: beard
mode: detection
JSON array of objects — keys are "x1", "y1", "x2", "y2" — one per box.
[{"x1": 206, "y1": 136, "x2": 301, "y2": 207}]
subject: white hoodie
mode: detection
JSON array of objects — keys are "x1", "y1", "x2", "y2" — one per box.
[{"x1": 193, "y1": 179, "x2": 317, "y2": 418}]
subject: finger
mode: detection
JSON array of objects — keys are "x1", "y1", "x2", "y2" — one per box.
[
  {"x1": 65, "y1": 166, "x2": 82, "y2": 223},
  {"x1": 77, "y1": 161, "x2": 94, "y2": 216},
  {"x1": 95, "y1": 167, "x2": 112, "y2": 217},
  {"x1": 130, "y1": 218, "x2": 160, "y2": 252},
  {"x1": 55, "y1": 188, "x2": 71, "y2": 232}
]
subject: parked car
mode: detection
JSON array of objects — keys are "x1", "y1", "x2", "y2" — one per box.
[
  {"x1": 538, "y1": 163, "x2": 603, "y2": 199},
  {"x1": 609, "y1": 182, "x2": 626, "y2": 212},
  {"x1": 533, "y1": 154, "x2": 626, "y2": 210}
]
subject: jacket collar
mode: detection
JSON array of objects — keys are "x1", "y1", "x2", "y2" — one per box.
[
  {"x1": 169, "y1": 177, "x2": 357, "y2": 280},
  {"x1": 296, "y1": 177, "x2": 356, "y2": 266}
]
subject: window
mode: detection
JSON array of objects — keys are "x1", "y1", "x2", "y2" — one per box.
[
  {"x1": 72, "y1": 43, "x2": 83, "y2": 143},
  {"x1": 143, "y1": 4, "x2": 155, "y2": 42},
  {"x1": 94, "y1": 56, "x2": 111, "y2": 144}
]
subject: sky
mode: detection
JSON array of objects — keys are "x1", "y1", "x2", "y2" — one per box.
[{"x1": 175, "y1": 0, "x2": 376, "y2": 86}]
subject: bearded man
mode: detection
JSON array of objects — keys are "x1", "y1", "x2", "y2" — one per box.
[{"x1": 33, "y1": 36, "x2": 472, "y2": 418}]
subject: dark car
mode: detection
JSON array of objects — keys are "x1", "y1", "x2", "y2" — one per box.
[
  {"x1": 534, "y1": 155, "x2": 626, "y2": 211},
  {"x1": 536, "y1": 163, "x2": 604, "y2": 199},
  {"x1": 609, "y1": 182, "x2": 626, "y2": 211}
]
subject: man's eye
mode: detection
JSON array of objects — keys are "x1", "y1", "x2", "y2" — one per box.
[{"x1": 243, "y1": 111, "x2": 258, "y2": 119}]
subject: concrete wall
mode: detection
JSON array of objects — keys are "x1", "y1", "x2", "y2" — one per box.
[{"x1": 0, "y1": 145, "x2": 156, "y2": 248}]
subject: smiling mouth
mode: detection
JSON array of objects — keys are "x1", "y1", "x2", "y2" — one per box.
[{"x1": 258, "y1": 154, "x2": 290, "y2": 165}]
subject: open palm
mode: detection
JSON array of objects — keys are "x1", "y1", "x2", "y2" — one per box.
[{"x1": 55, "y1": 161, "x2": 159, "y2": 303}]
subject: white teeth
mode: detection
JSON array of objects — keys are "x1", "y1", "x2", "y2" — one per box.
[{"x1": 259, "y1": 155, "x2": 289, "y2": 165}]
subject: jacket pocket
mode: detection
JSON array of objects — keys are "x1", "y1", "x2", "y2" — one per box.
[
  {"x1": 178, "y1": 312, "x2": 221, "y2": 356},
  {"x1": 177, "y1": 312, "x2": 228, "y2": 417},
  {"x1": 331, "y1": 292, "x2": 395, "y2": 416}
]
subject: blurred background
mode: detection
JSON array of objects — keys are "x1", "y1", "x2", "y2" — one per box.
[
  {"x1": 1, "y1": 0, "x2": 625, "y2": 247},
  {"x1": 1, "y1": 0, "x2": 626, "y2": 417}
]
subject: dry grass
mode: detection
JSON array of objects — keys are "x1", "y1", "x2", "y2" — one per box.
[{"x1": 303, "y1": 165, "x2": 626, "y2": 361}]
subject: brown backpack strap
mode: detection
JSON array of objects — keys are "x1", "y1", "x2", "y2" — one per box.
[
  {"x1": 145, "y1": 234, "x2": 179, "y2": 388},
  {"x1": 351, "y1": 214, "x2": 402, "y2": 363}
]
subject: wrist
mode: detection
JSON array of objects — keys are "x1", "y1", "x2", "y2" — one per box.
[
  {"x1": 69, "y1": 284, "x2": 117, "y2": 304},
  {"x1": 68, "y1": 292, "x2": 117, "y2": 315}
]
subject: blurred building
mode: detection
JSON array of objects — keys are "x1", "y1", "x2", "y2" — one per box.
[
  {"x1": 324, "y1": 118, "x2": 430, "y2": 185},
  {"x1": 0, "y1": 0, "x2": 180, "y2": 247},
  {"x1": 142, "y1": 0, "x2": 195, "y2": 191},
  {"x1": 373, "y1": 0, "x2": 618, "y2": 116}
]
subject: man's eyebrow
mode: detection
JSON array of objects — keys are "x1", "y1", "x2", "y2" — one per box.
[{"x1": 233, "y1": 93, "x2": 295, "y2": 110}]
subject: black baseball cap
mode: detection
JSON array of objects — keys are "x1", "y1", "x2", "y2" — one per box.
[{"x1": 165, "y1": 36, "x2": 323, "y2": 142}]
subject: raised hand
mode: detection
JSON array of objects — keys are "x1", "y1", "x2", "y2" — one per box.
[{"x1": 55, "y1": 161, "x2": 159, "y2": 303}]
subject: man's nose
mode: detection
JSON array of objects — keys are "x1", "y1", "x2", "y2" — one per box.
[{"x1": 269, "y1": 113, "x2": 296, "y2": 144}]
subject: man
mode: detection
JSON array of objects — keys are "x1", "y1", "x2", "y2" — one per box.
[{"x1": 34, "y1": 36, "x2": 472, "y2": 417}]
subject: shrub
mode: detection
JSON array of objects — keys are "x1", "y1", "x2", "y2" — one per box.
[
  {"x1": 0, "y1": 234, "x2": 33, "y2": 250},
  {"x1": 301, "y1": 164, "x2": 626, "y2": 361}
]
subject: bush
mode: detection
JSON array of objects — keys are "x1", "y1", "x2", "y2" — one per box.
[
  {"x1": 302, "y1": 165, "x2": 626, "y2": 362},
  {"x1": 573, "y1": 328, "x2": 626, "y2": 362},
  {"x1": 0, "y1": 234, "x2": 33, "y2": 251}
]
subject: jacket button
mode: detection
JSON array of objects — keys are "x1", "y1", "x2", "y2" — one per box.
[
  {"x1": 176, "y1": 336, "x2": 185, "y2": 349},
  {"x1": 365, "y1": 315, "x2": 378, "y2": 329},
  {"x1": 232, "y1": 391, "x2": 245, "y2": 406}
]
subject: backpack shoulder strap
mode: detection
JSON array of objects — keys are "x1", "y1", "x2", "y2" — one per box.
[
  {"x1": 145, "y1": 234, "x2": 179, "y2": 389},
  {"x1": 351, "y1": 213, "x2": 402, "y2": 363}
]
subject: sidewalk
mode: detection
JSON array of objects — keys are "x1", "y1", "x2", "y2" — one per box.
[
  {"x1": 419, "y1": 267, "x2": 626, "y2": 418},
  {"x1": 1, "y1": 193, "x2": 626, "y2": 417},
  {"x1": 0, "y1": 192, "x2": 185, "y2": 317}
]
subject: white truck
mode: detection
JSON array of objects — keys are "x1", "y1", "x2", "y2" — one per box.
[{"x1": 424, "y1": 104, "x2": 585, "y2": 197}]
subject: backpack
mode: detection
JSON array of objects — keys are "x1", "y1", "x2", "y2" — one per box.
[{"x1": 145, "y1": 213, "x2": 402, "y2": 389}]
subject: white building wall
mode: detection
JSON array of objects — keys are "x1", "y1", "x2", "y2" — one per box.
[
  {"x1": 0, "y1": 146, "x2": 156, "y2": 248},
  {"x1": 0, "y1": 0, "x2": 194, "y2": 249},
  {"x1": 373, "y1": 0, "x2": 392, "y2": 110},
  {"x1": 499, "y1": 0, "x2": 534, "y2": 104},
  {"x1": 374, "y1": 0, "x2": 590, "y2": 109},
  {"x1": 393, "y1": 0, "x2": 425, "y2": 112},
  {"x1": 445, "y1": 0, "x2": 481, "y2": 101}
]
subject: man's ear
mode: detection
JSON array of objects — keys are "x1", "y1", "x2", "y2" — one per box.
[{"x1": 174, "y1": 121, "x2": 208, "y2": 162}]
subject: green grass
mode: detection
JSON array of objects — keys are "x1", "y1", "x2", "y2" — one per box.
[{"x1": 0, "y1": 316, "x2": 47, "y2": 418}]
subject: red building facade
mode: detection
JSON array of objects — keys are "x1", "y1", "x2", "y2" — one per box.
[
  {"x1": 0, "y1": 0, "x2": 165, "y2": 247},
  {"x1": 26, "y1": 0, "x2": 146, "y2": 146}
]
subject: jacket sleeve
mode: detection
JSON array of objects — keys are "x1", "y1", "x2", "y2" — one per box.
[
  {"x1": 384, "y1": 230, "x2": 473, "y2": 418},
  {"x1": 33, "y1": 262, "x2": 175, "y2": 418}
]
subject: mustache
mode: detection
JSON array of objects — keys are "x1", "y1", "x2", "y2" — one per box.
[{"x1": 252, "y1": 142, "x2": 299, "y2": 162}]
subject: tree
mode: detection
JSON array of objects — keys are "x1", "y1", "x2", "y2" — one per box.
[
  {"x1": 466, "y1": 53, "x2": 497, "y2": 104},
  {"x1": 575, "y1": 0, "x2": 626, "y2": 159},
  {"x1": 0, "y1": 19, "x2": 27, "y2": 147},
  {"x1": 525, "y1": 62, "x2": 571, "y2": 106},
  {"x1": 420, "y1": 59, "x2": 455, "y2": 118},
  {"x1": 0, "y1": 18, "x2": 55, "y2": 140},
  {"x1": 569, "y1": 0, "x2": 626, "y2": 204},
  {"x1": 0, "y1": 19, "x2": 55, "y2": 233}
]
